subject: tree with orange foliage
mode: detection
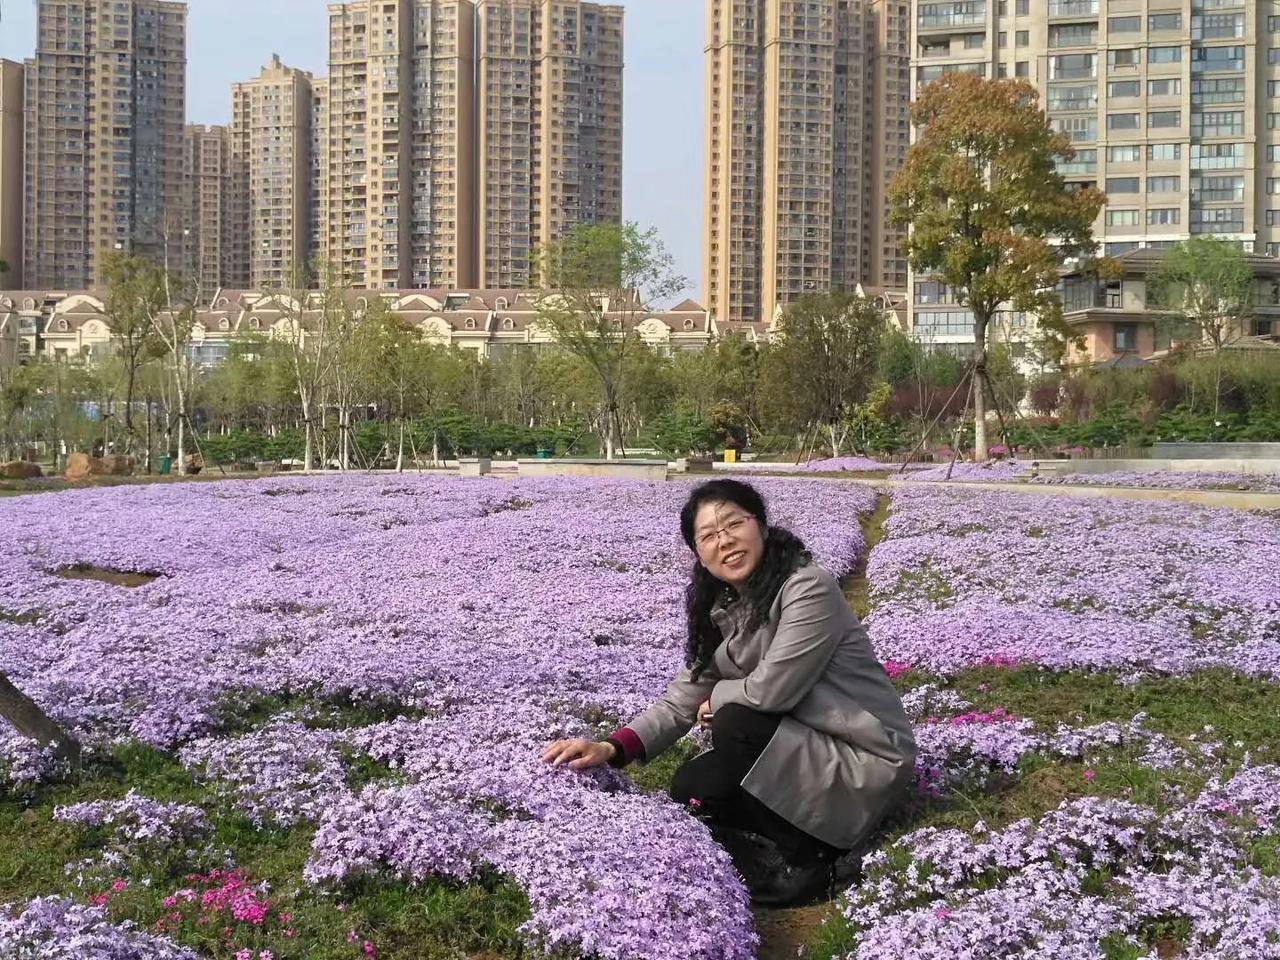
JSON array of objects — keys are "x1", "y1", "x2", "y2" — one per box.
[{"x1": 889, "y1": 74, "x2": 1106, "y2": 459}]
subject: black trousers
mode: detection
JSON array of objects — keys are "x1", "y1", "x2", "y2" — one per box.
[{"x1": 670, "y1": 703, "x2": 842, "y2": 866}]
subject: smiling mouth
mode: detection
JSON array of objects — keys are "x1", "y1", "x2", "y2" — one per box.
[{"x1": 723, "y1": 551, "x2": 746, "y2": 564}]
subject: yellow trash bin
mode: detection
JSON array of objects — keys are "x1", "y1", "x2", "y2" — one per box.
[{"x1": 724, "y1": 448, "x2": 737, "y2": 464}]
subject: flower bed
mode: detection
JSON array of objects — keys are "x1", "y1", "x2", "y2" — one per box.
[
  {"x1": 0, "y1": 475, "x2": 878, "y2": 960},
  {"x1": 865, "y1": 485, "x2": 1280, "y2": 679},
  {"x1": 1032, "y1": 469, "x2": 1280, "y2": 494}
]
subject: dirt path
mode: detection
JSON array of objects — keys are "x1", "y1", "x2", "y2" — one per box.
[{"x1": 754, "y1": 904, "x2": 836, "y2": 960}]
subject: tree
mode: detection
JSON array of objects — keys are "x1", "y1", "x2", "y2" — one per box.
[
  {"x1": 760, "y1": 292, "x2": 887, "y2": 456},
  {"x1": 889, "y1": 74, "x2": 1106, "y2": 459},
  {"x1": 272, "y1": 265, "x2": 345, "y2": 471},
  {"x1": 1147, "y1": 237, "x2": 1254, "y2": 414},
  {"x1": 0, "y1": 673, "x2": 81, "y2": 768},
  {"x1": 100, "y1": 253, "x2": 165, "y2": 455},
  {"x1": 532, "y1": 223, "x2": 687, "y2": 459}
]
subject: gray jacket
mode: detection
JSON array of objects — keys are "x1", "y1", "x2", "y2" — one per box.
[{"x1": 626, "y1": 561, "x2": 916, "y2": 850}]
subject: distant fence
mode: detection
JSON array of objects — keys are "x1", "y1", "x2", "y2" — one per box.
[{"x1": 1063, "y1": 442, "x2": 1280, "y2": 462}]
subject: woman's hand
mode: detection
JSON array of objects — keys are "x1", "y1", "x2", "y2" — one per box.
[
  {"x1": 541, "y1": 738, "x2": 616, "y2": 770},
  {"x1": 697, "y1": 700, "x2": 713, "y2": 727}
]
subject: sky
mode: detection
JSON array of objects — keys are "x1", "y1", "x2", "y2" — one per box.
[{"x1": 0, "y1": 0, "x2": 705, "y2": 299}]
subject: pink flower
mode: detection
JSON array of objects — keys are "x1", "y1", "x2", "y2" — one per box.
[
  {"x1": 259, "y1": 952, "x2": 274, "y2": 960},
  {"x1": 363, "y1": 942, "x2": 376, "y2": 958},
  {"x1": 236, "y1": 951, "x2": 253, "y2": 960},
  {"x1": 110, "y1": 879, "x2": 128, "y2": 893},
  {"x1": 1084, "y1": 769, "x2": 1097, "y2": 782},
  {"x1": 934, "y1": 908, "x2": 952, "y2": 920},
  {"x1": 347, "y1": 930, "x2": 360, "y2": 943},
  {"x1": 88, "y1": 894, "x2": 110, "y2": 907}
]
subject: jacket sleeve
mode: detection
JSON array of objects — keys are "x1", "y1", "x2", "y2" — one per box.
[
  {"x1": 625, "y1": 661, "x2": 720, "y2": 764},
  {"x1": 709, "y1": 568, "x2": 840, "y2": 715}
]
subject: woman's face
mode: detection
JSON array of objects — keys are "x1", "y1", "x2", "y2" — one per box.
[{"x1": 692, "y1": 500, "x2": 765, "y2": 588}]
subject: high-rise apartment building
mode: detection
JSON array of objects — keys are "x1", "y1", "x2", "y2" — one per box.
[
  {"x1": 0, "y1": 61, "x2": 24, "y2": 290},
  {"x1": 704, "y1": 0, "x2": 910, "y2": 326},
  {"x1": 182, "y1": 124, "x2": 232, "y2": 293},
  {"x1": 310, "y1": 77, "x2": 331, "y2": 274},
  {"x1": 476, "y1": 0, "x2": 624, "y2": 288},
  {"x1": 325, "y1": 0, "x2": 476, "y2": 290},
  {"x1": 23, "y1": 0, "x2": 187, "y2": 289},
  {"x1": 911, "y1": 0, "x2": 1275, "y2": 258},
  {"x1": 907, "y1": 0, "x2": 1276, "y2": 357},
  {"x1": 232, "y1": 55, "x2": 315, "y2": 289}
]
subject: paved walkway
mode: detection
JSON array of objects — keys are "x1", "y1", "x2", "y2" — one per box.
[{"x1": 746, "y1": 473, "x2": 1280, "y2": 512}]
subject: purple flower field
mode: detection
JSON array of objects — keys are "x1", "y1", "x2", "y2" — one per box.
[
  {"x1": 865, "y1": 485, "x2": 1280, "y2": 679},
  {"x1": 2, "y1": 475, "x2": 1278, "y2": 959},
  {"x1": 0, "y1": 475, "x2": 874, "y2": 959},
  {"x1": 1031, "y1": 469, "x2": 1280, "y2": 494}
]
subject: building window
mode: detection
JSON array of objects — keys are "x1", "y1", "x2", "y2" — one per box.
[
  {"x1": 1015, "y1": 60, "x2": 1029, "y2": 77},
  {"x1": 1108, "y1": 49, "x2": 1138, "y2": 68},
  {"x1": 1050, "y1": 53, "x2": 1095, "y2": 80},
  {"x1": 1148, "y1": 79, "x2": 1181, "y2": 98},
  {"x1": 1194, "y1": 13, "x2": 1245, "y2": 40},
  {"x1": 1016, "y1": 29, "x2": 1029, "y2": 47},
  {"x1": 1148, "y1": 46, "x2": 1182, "y2": 65},
  {"x1": 1268, "y1": 113, "x2": 1280, "y2": 130},
  {"x1": 1052, "y1": 115, "x2": 1098, "y2": 143},
  {"x1": 1192, "y1": 46, "x2": 1245, "y2": 74},
  {"x1": 1016, "y1": 0, "x2": 1028, "y2": 13},
  {"x1": 1108, "y1": 16, "x2": 1140, "y2": 33},
  {"x1": 1191, "y1": 143, "x2": 1245, "y2": 170},
  {"x1": 964, "y1": 33, "x2": 985, "y2": 49},
  {"x1": 1270, "y1": 49, "x2": 1280, "y2": 66},
  {"x1": 1266, "y1": 210, "x2": 1280, "y2": 228},
  {"x1": 1106, "y1": 210, "x2": 1139, "y2": 227},
  {"x1": 1107, "y1": 113, "x2": 1140, "y2": 131},
  {"x1": 1107, "y1": 145, "x2": 1141, "y2": 163},
  {"x1": 1193, "y1": 175, "x2": 1245, "y2": 203},
  {"x1": 1106, "y1": 242, "x2": 1140, "y2": 256},
  {"x1": 1191, "y1": 110, "x2": 1244, "y2": 138},
  {"x1": 1190, "y1": 207, "x2": 1244, "y2": 235},
  {"x1": 1147, "y1": 176, "x2": 1180, "y2": 194},
  {"x1": 997, "y1": 30, "x2": 1007, "y2": 48},
  {"x1": 1194, "y1": 78, "x2": 1244, "y2": 104},
  {"x1": 1107, "y1": 80, "x2": 1140, "y2": 99},
  {"x1": 1148, "y1": 111, "x2": 1181, "y2": 129},
  {"x1": 1268, "y1": 145, "x2": 1280, "y2": 163},
  {"x1": 1270, "y1": 15, "x2": 1280, "y2": 33},
  {"x1": 1148, "y1": 143, "x2": 1182, "y2": 162},
  {"x1": 1114, "y1": 324, "x2": 1137, "y2": 352},
  {"x1": 1148, "y1": 13, "x2": 1183, "y2": 32},
  {"x1": 1148, "y1": 208, "x2": 1180, "y2": 226},
  {"x1": 1268, "y1": 178, "x2": 1280, "y2": 196},
  {"x1": 1050, "y1": 24, "x2": 1095, "y2": 47},
  {"x1": 996, "y1": 62, "x2": 1008, "y2": 78},
  {"x1": 1106, "y1": 177, "x2": 1140, "y2": 194}
]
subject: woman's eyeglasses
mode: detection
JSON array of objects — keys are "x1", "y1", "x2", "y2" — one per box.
[{"x1": 694, "y1": 515, "x2": 752, "y2": 550}]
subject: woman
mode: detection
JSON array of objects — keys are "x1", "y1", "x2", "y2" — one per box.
[{"x1": 541, "y1": 479, "x2": 916, "y2": 907}]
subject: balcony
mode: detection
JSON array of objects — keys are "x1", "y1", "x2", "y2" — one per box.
[
  {"x1": 917, "y1": 2, "x2": 986, "y2": 33},
  {"x1": 1049, "y1": 0, "x2": 1098, "y2": 18}
]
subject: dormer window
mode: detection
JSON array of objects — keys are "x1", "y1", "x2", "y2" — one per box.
[
  {"x1": 465, "y1": 318, "x2": 476, "y2": 330},
  {"x1": 249, "y1": 317, "x2": 261, "y2": 331},
  {"x1": 502, "y1": 317, "x2": 514, "y2": 331},
  {"x1": 496, "y1": 297, "x2": 509, "y2": 310},
  {"x1": 218, "y1": 318, "x2": 230, "y2": 331},
  {"x1": 57, "y1": 318, "x2": 69, "y2": 332},
  {"x1": 683, "y1": 319, "x2": 695, "y2": 331}
]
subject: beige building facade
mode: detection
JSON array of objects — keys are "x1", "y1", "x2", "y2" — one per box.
[
  {"x1": 232, "y1": 55, "x2": 315, "y2": 289},
  {"x1": 910, "y1": 0, "x2": 1279, "y2": 255},
  {"x1": 477, "y1": 1, "x2": 624, "y2": 288},
  {"x1": 23, "y1": 0, "x2": 187, "y2": 289},
  {"x1": 0, "y1": 61, "x2": 23, "y2": 290},
  {"x1": 324, "y1": 0, "x2": 476, "y2": 291},
  {"x1": 182, "y1": 125, "x2": 233, "y2": 294},
  {"x1": 704, "y1": 0, "x2": 910, "y2": 325},
  {"x1": 907, "y1": 0, "x2": 1280, "y2": 367}
]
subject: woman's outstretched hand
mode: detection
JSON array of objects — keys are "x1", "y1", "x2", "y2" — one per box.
[{"x1": 541, "y1": 738, "x2": 616, "y2": 770}]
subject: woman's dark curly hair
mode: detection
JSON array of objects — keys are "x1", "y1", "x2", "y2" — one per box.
[{"x1": 679, "y1": 479, "x2": 811, "y2": 680}]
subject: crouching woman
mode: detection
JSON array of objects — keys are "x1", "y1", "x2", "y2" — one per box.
[{"x1": 541, "y1": 479, "x2": 916, "y2": 907}]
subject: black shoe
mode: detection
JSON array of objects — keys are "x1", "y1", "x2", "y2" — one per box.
[
  {"x1": 709, "y1": 825, "x2": 835, "y2": 908},
  {"x1": 747, "y1": 855, "x2": 835, "y2": 908}
]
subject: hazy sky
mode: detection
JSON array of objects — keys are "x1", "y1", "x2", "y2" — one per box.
[{"x1": 0, "y1": 0, "x2": 705, "y2": 298}]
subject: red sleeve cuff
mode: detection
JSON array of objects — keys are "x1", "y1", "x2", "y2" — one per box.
[{"x1": 607, "y1": 727, "x2": 645, "y2": 766}]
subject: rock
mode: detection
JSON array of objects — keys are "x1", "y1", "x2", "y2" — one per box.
[
  {"x1": 101, "y1": 455, "x2": 135, "y2": 476},
  {"x1": 0, "y1": 460, "x2": 42, "y2": 480},
  {"x1": 64, "y1": 452, "x2": 107, "y2": 481}
]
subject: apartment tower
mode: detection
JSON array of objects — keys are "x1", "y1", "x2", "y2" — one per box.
[
  {"x1": 182, "y1": 124, "x2": 232, "y2": 293},
  {"x1": 310, "y1": 77, "x2": 331, "y2": 274},
  {"x1": 0, "y1": 61, "x2": 24, "y2": 289},
  {"x1": 911, "y1": 0, "x2": 1276, "y2": 256},
  {"x1": 325, "y1": 0, "x2": 476, "y2": 290},
  {"x1": 23, "y1": 0, "x2": 187, "y2": 289},
  {"x1": 232, "y1": 55, "x2": 315, "y2": 289},
  {"x1": 476, "y1": 1, "x2": 624, "y2": 288},
  {"x1": 704, "y1": 0, "x2": 910, "y2": 326}
]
